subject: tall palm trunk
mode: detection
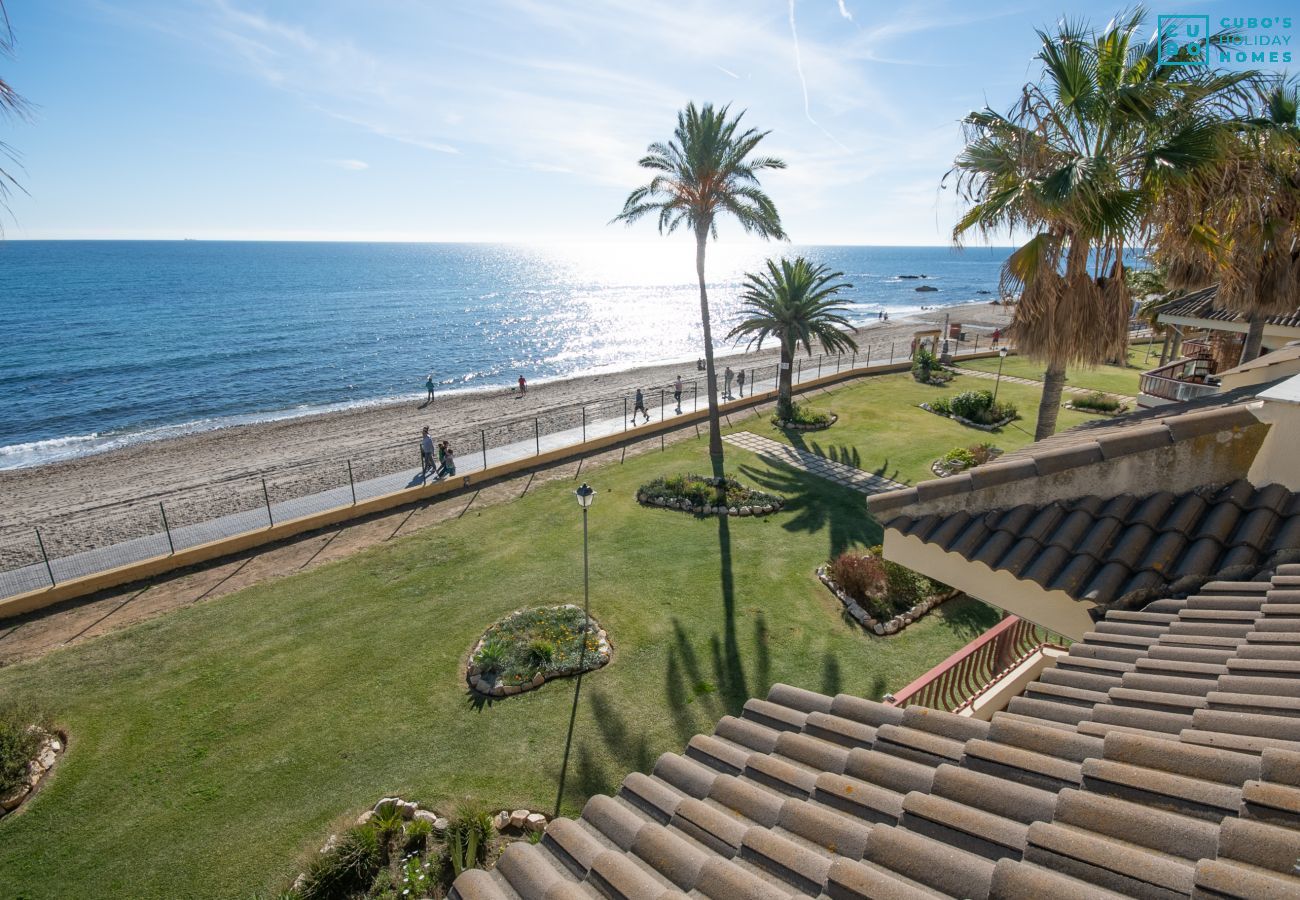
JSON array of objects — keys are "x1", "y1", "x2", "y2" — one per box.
[
  {"x1": 777, "y1": 338, "x2": 795, "y2": 419},
  {"x1": 1240, "y1": 314, "x2": 1266, "y2": 364},
  {"x1": 696, "y1": 227, "x2": 725, "y2": 474},
  {"x1": 1034, "y1": 360, "x2": 1067, "y2": 440}
]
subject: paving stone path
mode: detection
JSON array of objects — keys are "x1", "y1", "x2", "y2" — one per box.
[
  {"x1": 723, "y1": 432, "x2": 904, "y2": 495},
  {"x1": 948, "y1": 366, "x2": 1137, "y2": 404}
]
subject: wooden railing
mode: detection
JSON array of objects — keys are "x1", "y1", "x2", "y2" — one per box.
[{"x1": 884, "y1": 615, "x2": 1066, "y2": 713}]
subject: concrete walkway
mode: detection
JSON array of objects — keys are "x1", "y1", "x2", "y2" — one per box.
[
  {"x1": 949, "y1": 365, "x2": 1138, "y2": 404},
  {"x1": 723, "y1": 432, "x2": 904, "y2": 495}
]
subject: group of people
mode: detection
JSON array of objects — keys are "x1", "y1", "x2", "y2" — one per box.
[{"x1": 419, "y1": 426, "x2": 456, "y2": 479}]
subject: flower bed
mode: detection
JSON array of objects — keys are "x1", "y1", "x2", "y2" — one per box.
[
  {"x1": 1064, "y1": 391, "x2": 1128, "y2": 416},
  {"x1": 772, "y1": 406, "x2": 837, "y2": 431},
  {"x1": 911, "y1": 347, "x2": 953, "y2": 385},
  {"x1": 921, "y1": 389, "x2": 1018, "y2": 431},
  {"x1": 931, "y1": 443, "x2": 1003, "y2": 478},
  {"x1": 818, "y1": 547, "x2": 957, "y2": 635},
  {"x1": 0, "y1": 703, "x2": 64, "y2": 819},
  {"x1": 637, "y1": 474, "x2": 784, "y2": 517},
  {"x1": 286, "y1": 797, "x2": 540, "y2": 899},
  {"x1": 467, "y1": 605, "x2": 610, "y2": 698}
]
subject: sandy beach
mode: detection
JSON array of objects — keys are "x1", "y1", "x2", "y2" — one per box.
[{"x1": 0, "y1": 301, "x2": 1011, "y2": 561}]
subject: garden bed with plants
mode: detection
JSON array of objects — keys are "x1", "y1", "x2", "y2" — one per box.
[
  {"x1": 1064, "y1": 391, "x2": 1129, "y2": 416},
  {"x1": 772, "y1": 403, "x2": 837, "y2": 431},
  {"x1": 911, "y1": 347, "x2": 954, "y2": 386},
  {"x1": 818, "y1": 547, "x2": 957, "y2": 635},
  {"x1": 0, "y1": 702, "x2": 64, "y2": 819},
  {"x1": 467, "y1": 605, "x2": 610, "y2": 698},
  {"x1": 920, "y1": 389, "x2": 1018, "y2": 431},
  {"x1": 931, "y1": 443, "x2": 1003, "y2": 478},
  {"x1": 637, "y1": 474, "x2": 784, "y2": 517},
  {"x1": 283, "y1": 797, "x2": 544, "y2": 899}
]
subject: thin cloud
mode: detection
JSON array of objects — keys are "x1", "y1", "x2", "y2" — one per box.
[
  {"x1": 714, "y1": 64, "x2": 740, "y2": 78},
  {"x1": 786, "y1": 0, "x2": 852, "y2": 152},
  {"x1": 329, "y1": 159, "x2": 369, "y2": 170},
  {"x1": 837, "y1": 0, "x2": 853, "y2": 21}
]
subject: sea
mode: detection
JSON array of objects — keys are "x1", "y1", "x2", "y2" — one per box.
[{"x1": 0, "y1": 241, "x2": 1014, "y2": 469}]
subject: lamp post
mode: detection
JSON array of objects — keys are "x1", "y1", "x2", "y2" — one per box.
[
  {"x1": 554, "y1": 482, "x2": 596, "y2": 819},
  {"x1": 993, "y1": 346, "x2": 1009, "y2": 402}
]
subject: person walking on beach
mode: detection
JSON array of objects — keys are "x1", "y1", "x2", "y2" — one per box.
[
  {"x1": 736, "y1": 368, "x2": 746, "y2": 398},
  {"x1": 420, "y1": 426, "x2": 435, "y2": 474},
  {"x1": 673, "y1": 375, "x2": 683, "y2": 414},
  {"x1": 723, "y1": 366, "x2": 734, "y2": 400},
  {"x1": 992, "y1": 328, "x2": 1001, "y2": 348},
  {"x1": 425, "y1": 373, "x2": 435, "y2": 403},
  {"x1": 631, "y1": 388, "x2": 650, "y2": 425},
  {"x1": 517, "y1": 374, "x2": 527, "y2": 396}
]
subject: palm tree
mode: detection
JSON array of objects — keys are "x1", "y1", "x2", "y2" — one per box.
[
  {"x1": 727, "y1": 257, "x2": 857, "y2": 419},
  {"x1": 1148, "y1": 77, "x2": 1300, "y2": 364},
  {"x1": 0, "y1": 1, "x2": 28, "y2": 220},
  {"x1": 614, "y1": 102, "x2": 786, "y2": 471},
  {"x1": 948, "y1": 11, "x2": 1250, "y2": 439}
]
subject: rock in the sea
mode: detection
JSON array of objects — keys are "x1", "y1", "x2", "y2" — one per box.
[
  {"x1": 510, "y1": 809, "x2": 529, "y2": 829},
  {"x1": 915, "y1": 285, "x2": 938, "y2": 292},
  {"x1": 525, "y1": 813, "x2": 547, "y2": 833}
]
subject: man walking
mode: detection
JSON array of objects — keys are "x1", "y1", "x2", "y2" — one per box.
[
  {"x1": 736, "y1": 369, "x2": 745, "y2": 398},
  {"x1": 631, "y1": 388, "x2": 650, "y2": 425},
  {"x1": 673, "y1": 375, "x2": 683, "y2": 414},
  {"x1": 420, "y1": 426, "x2": 435, "y2": 475},
  {"x1": 723, "y1": 366, "x2": 734, "y2": 400}
]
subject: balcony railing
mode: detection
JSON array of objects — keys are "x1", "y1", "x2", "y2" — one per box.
[
  {"x1": 884, "y1": 615, "x2": 1066, "y2": 713},
  {"x1": 1139, "y1": 355, "x2": 1220, "y2": 403}
]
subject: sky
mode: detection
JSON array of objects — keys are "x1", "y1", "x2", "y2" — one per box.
[{"x1": 0, "y1": 1, "x2": 1293, "y2": 244}]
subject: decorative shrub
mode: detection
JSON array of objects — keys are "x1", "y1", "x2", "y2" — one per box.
[
  {"x1": 473, "y1": 606, "x2": 603, "y2": 687},
  {"x1": 968, "y1": 442, "x2": 999, "y2": 465},
  {"x1": 638, "y1": 473, "x2": 783, "y2": 512},
  {"x1": 444, "y1": 805, "x2": 495, "y2": 880},
  {"x1": 828, "y1": 546, "x2": 950, "y2": 620},
  {"x1": 911, "y1": 347, "x2": 953, "y2": 384},
  {"x1": 929, "y1": 389, "x2": 1018, "y2": 426},
  {"x1": 1071, "y1": 391, "x2": 1123, "y2": 413},
  {"x1": 403, "y1": 817, "x2": 433, "y2": 852},
  {"x1": 298, "y1": 826, "x2": 382, "y2": 900},
  {"x1": 941, "y1": 446, "x2": 977, "y2": 469},
  {"x1": 772, "y1": 403, "x2": 833, "y2": 429},
  {"x1": 0, "y1": 702, "x2": 51, "y2": 796}
]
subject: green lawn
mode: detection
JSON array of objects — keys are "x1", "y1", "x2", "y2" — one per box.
[
  {"x1": 0, "y1": 417, "x2": 999, "y2": 898},
  {"x1": 957, "y1": 342, "x2": 1159, "y2": 398},
  {"x1": 748, "y1": 371, "x2": 1100, "y2": 485}
]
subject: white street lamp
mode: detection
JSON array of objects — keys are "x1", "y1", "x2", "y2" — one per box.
[{"x1": 994, "y1": 346, "x2": 1009, "y2": 402}]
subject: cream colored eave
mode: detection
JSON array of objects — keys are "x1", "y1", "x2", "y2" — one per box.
[{"x1": 885, "y1": 529, "x2": 1098, "y2": 641}]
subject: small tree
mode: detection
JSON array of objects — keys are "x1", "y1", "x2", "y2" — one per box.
[{"x1": 727, "y1": 257, "x2": 857, "y2": 419}]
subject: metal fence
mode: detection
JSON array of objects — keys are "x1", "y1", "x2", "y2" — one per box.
[{"x1": 0, "y1": 336, "x2": 1012, "y2": 601}]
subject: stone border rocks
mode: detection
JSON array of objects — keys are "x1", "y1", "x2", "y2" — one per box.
[
  {"x1": 817, "y1": 565, "x2": 958, "y2": 636},
  {"x1": 466, "y1": 605, "x2": 611, "y2": 698},
  {"x1": 919, "y1": 403, "x2": 1017, "y2": 432},
  {"x1": 772, "y1": 413, "x2": 838, "y2": 432},
  {"x1": 1063, "y1": 400, "x2": 1129, "y2": 417},
  {"x1": 0, "y1": 728, "x2": 66, "y2": 819},
  {"x1": 637, "y1": 476, "x2": 785, "y2": 518}
]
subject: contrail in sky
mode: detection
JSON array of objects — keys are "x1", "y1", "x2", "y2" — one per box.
[{"x1": 787, "y1": 0, "x2": 851, "y2": 152}]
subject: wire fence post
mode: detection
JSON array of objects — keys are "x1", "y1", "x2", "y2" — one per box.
[
  {"x1": 159, "y1": 502, "x2": 175, "y2": 555},
  {"x1": 660, "y1": 389, "x2": 664, "y2": 422},
  {"x1": 623, "y1": 397, "x2": 628, "y2": 431},
  {"x1": 890, "y1": 341, "x2": 895, "y2": 364},
  {"x1": 581, "y1": 407, "x2": 586, "y2": 443},
  {"x1": 974, "y1": 334, "x2": 980, "y2": 352},
  {"x1": 866, "y1": 346, "x2": 871, "y2": 368},
  {"x1": 262, "y1": 477, "x2": 274, "y2": 527},
  {"x1": 851, "y1": 350, "x2": 857, "y2": 370},
  {"x1": 797, "y1": 358, "x2": 802, "y2": 384},
  {"x1": 836, "y1": 354, "x2": 841, "y2": 374},
  {"x1": 347, "y1": 460, "x2": 357, "y2": 505},
  {"x1": 535, "y1": 418, "x2": 540, "y2": 456},
  {"x1": 481, "y1": 429, "x2": 488, "y2": 470},
  {"x1": 693, "y1": 381, "x2": 698, "y2": 412},
  {"x1": 35, "y1": 527, "x2": 55, "y2": 587},
  {"x1": 817, "y1": 355, "x2": 823, "y2": 379}
]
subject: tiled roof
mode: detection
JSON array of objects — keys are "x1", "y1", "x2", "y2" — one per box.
[
  {"x1": 1158, "y1": 285, "x2": 1300, "y2": 330},
  {"x1": 450, "y1": 568, "x2": 1300, "y2": 900},
  {"x1": 886, "y1": 479, "x2": 1300, "y2": 607}
]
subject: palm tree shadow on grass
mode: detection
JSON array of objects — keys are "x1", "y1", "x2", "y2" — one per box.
[
  {"x1": 782, "y1": 428, "x2": 908, "y2": 486},
  {"x1": 738, "y1": 459, "x2": 881, "y2": 559}
]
